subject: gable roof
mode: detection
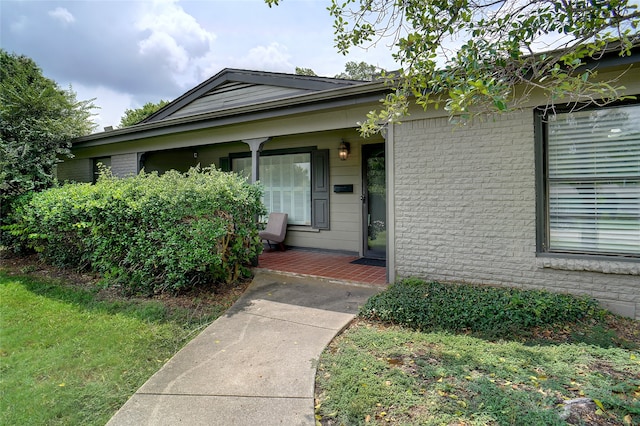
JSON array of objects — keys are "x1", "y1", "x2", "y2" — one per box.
[
  {"x1": 74, "y1": 69, "x2": 386, "y2": 147},
  {"x1": 141, "y1": 68, "x2": 367, "y2": 124}
]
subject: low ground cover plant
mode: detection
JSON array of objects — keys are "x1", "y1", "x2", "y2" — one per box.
[
  {"x1": 318, "y1": 279, "x2": 638, "y2": 425},
  {"x1": 315, "y1": 320, "x2": 640, "y2": 425},
  {"x1": 0, "y1": 266, "x2": 247, "y2": 425},
  {"x1": 4, "y1": 167, "x2": 265, "y2": 294},
  {"x1": 360, "y1": 278, "x2": 599, "y2": 338}
]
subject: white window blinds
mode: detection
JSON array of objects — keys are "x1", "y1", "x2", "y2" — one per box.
[
  {"x1": 233, "y1": 153, "x2": 311, "y2": 226},
  {"x1": 547, "y1": 105, "x2": 640, "y2": 256}
]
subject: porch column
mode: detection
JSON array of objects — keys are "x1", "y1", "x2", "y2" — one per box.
[{"x1": 243, "y1": 137, "x2": 270, "y2": 183}]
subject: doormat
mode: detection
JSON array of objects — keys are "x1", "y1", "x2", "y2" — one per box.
[{"x1": 350, "y1": 258, "x2": 386, "y2": 267}]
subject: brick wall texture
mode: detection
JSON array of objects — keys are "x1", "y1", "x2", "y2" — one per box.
[{"x1": 393, "y1": 111, "x2": 640, "y2": 319}]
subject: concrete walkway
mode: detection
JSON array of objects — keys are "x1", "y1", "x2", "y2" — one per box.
[{"x1": 106, "y1": 270, "x2": 381, "y2": 426}]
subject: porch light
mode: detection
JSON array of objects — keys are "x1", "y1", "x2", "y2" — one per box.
[{"x1": 338, "y1": 141, "x2": 350, "y2": 160}]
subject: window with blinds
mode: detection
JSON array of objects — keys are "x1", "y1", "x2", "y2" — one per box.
[
  {"x1": 233, "y1": 153, "x2": 311, "y2": 226},
  {"x1": 546, "y1": 104, "x2": 640, "y2": 256}
]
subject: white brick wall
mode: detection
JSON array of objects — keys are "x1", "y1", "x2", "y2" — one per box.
[{"x1": 393, "y1": 111, "x2": 640, "y2": 319}]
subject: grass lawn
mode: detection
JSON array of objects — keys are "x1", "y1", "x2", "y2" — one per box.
[
  {"x1": 0, "y1": 258, "x2": 247, "y2": 425},
  {"x1": 3, "y1": 255, "x2": 639, "y2": 426},
  {"x1": 316, "y1": 320, "x2": 640, "y2": 425}
]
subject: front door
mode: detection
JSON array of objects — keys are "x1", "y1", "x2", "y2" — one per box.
[{"x1": 362, "y1": 143, "x2": 386, "y2": 259}]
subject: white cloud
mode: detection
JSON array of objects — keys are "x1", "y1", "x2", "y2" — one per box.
[
  {"x1": 136, "y1": 0, "x2": 217, "y2": 87},
  {"x1": 234, "y1": 42, "x2": 293, "y2": 73},
  {"x1": 48, "y1": 7, "x2": 75, "y2": 26},
  {"x1": 138, "y1": 31, "x2": 190, "y2": 74},
  {"x1": 0, "y1": 0, "x2": 400, "y2": 126},
  {"x1": 72, "y1": 83, "x2": 135, "y2": 131},
  {"x1": 185, "y1": 42, "x2": 294, "y2": 86}
]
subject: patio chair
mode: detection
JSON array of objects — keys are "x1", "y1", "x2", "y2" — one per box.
[{"x1": 259, "y1": 212, "x2": 288, "y2": 251}]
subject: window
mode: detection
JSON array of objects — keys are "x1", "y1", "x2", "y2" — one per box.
[
  {"x1": 537, "y1": 103, "x2": 640, "y2": 257},
  {"x1": 234, "y1": 153, "x2": 311, "y2": 225},
  {"x1": 232, "y1": 149, "x2": 329, "y2": 228}
]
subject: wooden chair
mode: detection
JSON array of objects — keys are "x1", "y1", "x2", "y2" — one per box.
[{"x1": 259, "y1": 212, "x2": 288, "y2": 251}]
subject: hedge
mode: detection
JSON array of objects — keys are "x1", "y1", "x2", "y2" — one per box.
[
  {"x1": 360, "y1": 278, "x2": 599, "y2": 338},
  {"x1": 4, "y1": 167, "x2": 265, "y2": 294}
]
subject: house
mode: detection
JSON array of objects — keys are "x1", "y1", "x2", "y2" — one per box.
[{"x1": 57, "y1": 54, "x2": 640, "y2": 319}]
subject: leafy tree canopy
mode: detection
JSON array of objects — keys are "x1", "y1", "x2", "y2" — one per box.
[
  {"x1": 268, "y1": 0, "x2": 639, "y2": 134},
  {"x1": 0, "y1": 49, "x2": 96, "y2": 203},
  {"x1": 119, "y1": 100, "x2": 170, "y2": 128},
  {"x1": 296, "y1": 61, "x2": 384, "y2": 80},
  {"x1": 335, "y1": 60, "x2": 383, "y2": 80},
  {"x1": 295, "y1": 67, "x2": 318, "y2": 76}
]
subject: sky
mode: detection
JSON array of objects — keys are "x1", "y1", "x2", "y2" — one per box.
[{"x1": 1, "y1": 0, "x2": 400, "y2": 130}]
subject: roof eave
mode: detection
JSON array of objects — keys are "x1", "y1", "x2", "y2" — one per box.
[
  {"x1": 140, "y1": 68, "x2": 368, "y2": 123},
  {"x1": 73, "y1": 80, "x2": 389, "y2": 148}
]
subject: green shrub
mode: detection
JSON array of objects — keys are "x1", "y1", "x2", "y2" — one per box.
[
  {"x1": 360, "y1": 278, "x2": 599, "y2": 337},
  {"x1": 4, "y1": 167, "x2": 265, "y2": 294},
  {"x1": 0, "y1": 191, "x2": 36, "y2": 253}
]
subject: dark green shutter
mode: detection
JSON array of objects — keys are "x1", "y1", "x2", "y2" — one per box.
[
  {"x1": 219, "y1": 157, "x2": 231, "y2": 172},
  {"x1": 311, "y1": 149, "x2": 330, "y2": 229}
]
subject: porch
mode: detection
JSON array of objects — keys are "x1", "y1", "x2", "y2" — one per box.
[{"x1": 257, "y1": 247, "x2": 388, "y2": 287}]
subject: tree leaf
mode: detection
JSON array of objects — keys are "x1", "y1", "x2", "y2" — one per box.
[{"x1": 593, "y1": 398, "x2": 605, "y2": 411}]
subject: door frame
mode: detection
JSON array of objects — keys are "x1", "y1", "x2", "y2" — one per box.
[{"x1": 361, "y1": 142, "x2": 387, "y2": 259}]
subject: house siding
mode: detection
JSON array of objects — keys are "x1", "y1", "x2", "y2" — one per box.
[
  {"x1": 257, "y1": 132, "x2": 369, "y2": 254},
  {"x1": 288, "y1": 143, "x2": 362, "y2": 253},
  {"x1": 111, "y1": 153, "x2": 138, "y2": 178},
  {"x1": 393, "y1": 110, "x2": 640, "y2": 319},
  {"x1": 56, "y1": 158, "x2": 92, "y2": 183}
]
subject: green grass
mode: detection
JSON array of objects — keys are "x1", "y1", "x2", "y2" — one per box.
[
  {"x1": 316, "y1": 321, "x2": 640, "y2": 425},
  {"x1": 0, "y1": 271, "x2": 237, "y2": 425}
]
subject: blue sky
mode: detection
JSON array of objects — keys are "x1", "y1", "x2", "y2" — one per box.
[{"x1": 1, "y1": 0, "x2": 399, "y2": 130}]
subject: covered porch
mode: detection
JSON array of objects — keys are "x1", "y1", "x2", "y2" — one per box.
[{"x1": 257, "y1": 248, "x2": 387, "y2": 287}]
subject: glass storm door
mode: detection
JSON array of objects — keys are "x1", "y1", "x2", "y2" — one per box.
[{"x1": 362, "y1": 143, "x2": 386, "y2": 259}]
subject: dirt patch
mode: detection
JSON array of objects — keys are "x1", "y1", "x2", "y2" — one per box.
[
  {"x1": 1, "y1": 252, "x2": 98, "y2": 287},
  {"x1": 560, "y1": 398, "x2": 623, "y2": 426},
  {"x1": 602, "y1": 315, "x2": 640, "y2": 347},
  {"x1": 529, "y1": 315, "x2": 640, "y2": 350}
]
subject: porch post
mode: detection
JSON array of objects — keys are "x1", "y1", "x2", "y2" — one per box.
[
  {"x1": 243, "y1": 137, "x2": 270, "y2": 183},
  {"x1": 382, "y1": 125, "x2": 395, "y2": 284}
]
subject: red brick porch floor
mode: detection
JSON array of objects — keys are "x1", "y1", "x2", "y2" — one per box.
[{"x1": 257, "y1": 247, "x2": 387, "y2": 287}]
